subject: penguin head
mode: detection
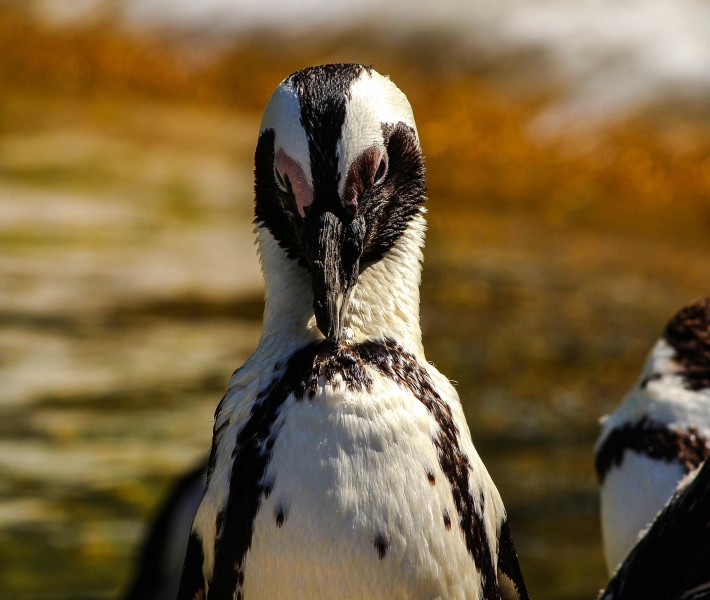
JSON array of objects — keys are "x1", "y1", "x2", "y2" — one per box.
[{"x1": 254, "y1": 64, "x2": 426, "y2": 346}]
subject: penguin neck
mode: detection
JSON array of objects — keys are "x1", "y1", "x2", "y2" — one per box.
[{"x1": 255, "y1": 212, "x2": 426, "y2": 360}]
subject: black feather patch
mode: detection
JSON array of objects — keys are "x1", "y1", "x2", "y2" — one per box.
[
  {"x1": 206, "y1": 393, "x2": 229, "y2": 481},
  {"x1": 359, "y1": 123, "x2": 426, "y2": 264},
  {"x1": 176, "y1": 532, "x2": 207, "y2": 600},
  {"x1": 443, "y1": 510, "x2": 452, "y2": 530},
  {"x1": 496, "y1": 520, "x2": 531, "y2": 600},
  {"x1": 208, "y1": 342, "x2": 326, "y2": 597},
  {"x1": 663, "y1": 297, "x2": 710, "y2": 392},
  {"x1": 595, "y1": 416, "x2": 709, "y2": 484}
]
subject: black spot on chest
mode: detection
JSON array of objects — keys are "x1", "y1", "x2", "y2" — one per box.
[
  {"x1": 275, "y1": 505, "x2": 288, "y2": 528},
  {"x1": 373, "y1": 532, "x2": 389, "y2": 560},
  {"x1": 640, "y1": 372, "x2": 662, "y2": 389},
  {"x1": 290, "y1": 64, "x2": 369, "y2": 214}
]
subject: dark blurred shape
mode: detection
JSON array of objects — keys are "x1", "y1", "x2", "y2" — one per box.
[
  {"x1": 599, "y1": 458, "x2": 710, "y2": 600},
  {"x1": 122, "y1": 462, "x2": 207, "y2": 600}
]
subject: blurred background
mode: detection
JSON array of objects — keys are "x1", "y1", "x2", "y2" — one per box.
[{"x1": 0, "y1": 1, "x2": 708, "y2": 598}]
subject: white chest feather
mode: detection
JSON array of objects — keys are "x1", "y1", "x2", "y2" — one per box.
[
  {"x1": 244, "y1": 375, "x2": 482, "y2": 600},
  {"x1": 599, "y1": 451, "x2": 686, "y2": 574},
  {"x1": 189, "y1": 341, "x2": 508, "y2": 600}
]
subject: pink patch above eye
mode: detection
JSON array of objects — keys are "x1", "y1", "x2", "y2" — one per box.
[
  {"x1": 341, "y1": 145, "x2": 388, "y2": 216},
  {"x1": 275, "y1": 149, "x2": 313, "y2": 218}
]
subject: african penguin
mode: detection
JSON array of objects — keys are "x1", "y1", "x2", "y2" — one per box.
[
  {"x1": 595, "y1": 296, "x2": 710, "y2": 574},
  {"x1": 599, "y1": 458, "x2": 710, "y2": 599},
  {"x1": 177, "y1": 64, "x2": 529, "y2": 600}
]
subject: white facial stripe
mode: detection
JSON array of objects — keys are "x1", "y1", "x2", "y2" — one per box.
[
  {"x1": 338, "y1": 70, "x2": 418, "y2": 197},
  {"x1": 261, "y1": 69, "x2": 418, "y2": 203},
  {"x1": 260, "y1": 80, "x2": 313, "y2": 190}
]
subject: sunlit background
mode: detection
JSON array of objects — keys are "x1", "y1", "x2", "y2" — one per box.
[{"x1": 0, "y1": 1, "x2": 708, "y2": 598}]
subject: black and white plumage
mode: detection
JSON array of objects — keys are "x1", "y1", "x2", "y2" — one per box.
[
  {"x1": 595, "y1": 297, "x2": 710, "y2": 574},
  {"x1": 177, "y1": 64, "x2": 529, "y2": 600}
]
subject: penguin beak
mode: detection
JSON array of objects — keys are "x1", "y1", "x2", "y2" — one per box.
[{"x1": 304, "y1": 212, "x2": 365, "y2": 346}]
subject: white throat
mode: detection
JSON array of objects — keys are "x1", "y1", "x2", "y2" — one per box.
[{"x1": 255, "y1": 211, "x2": 427, "y2": 359}]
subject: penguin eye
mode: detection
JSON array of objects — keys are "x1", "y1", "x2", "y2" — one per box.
[
  {"x1": 274, "y1": 164, "x2": 289, "y2": 192},
  {"x1": 373, "y1": 153, "x2": 388, "y2": 185}
]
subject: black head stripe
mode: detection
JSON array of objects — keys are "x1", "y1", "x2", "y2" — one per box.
[
  {"x1": 254, "y1": 65, "x2": 368, "y2": 262},
  {"x1": 288, "y1": 64, "x2": 370, "y2": 220}
]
